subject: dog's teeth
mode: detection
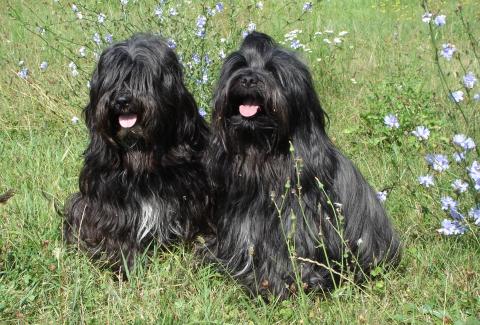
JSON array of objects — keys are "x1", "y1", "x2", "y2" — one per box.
[{"x1": 118, "y1": 114, "x2": 137, "y2": 128}]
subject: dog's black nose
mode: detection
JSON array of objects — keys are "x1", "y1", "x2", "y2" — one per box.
[
  {"x1": 240, "y1": 75, "x2": 259, "y2": 88},
  {"x1": 115, "y1": 96, "x2": 130, "y2": 108}
]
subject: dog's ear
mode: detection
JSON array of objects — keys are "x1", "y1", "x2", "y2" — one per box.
[{"x1": 240, "y1": 31, "x2": 276, "y2": 54}]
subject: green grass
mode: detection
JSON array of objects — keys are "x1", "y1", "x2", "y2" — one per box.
[{"x1": 1, "y1": 0, "x2": 479, "y2": 323}]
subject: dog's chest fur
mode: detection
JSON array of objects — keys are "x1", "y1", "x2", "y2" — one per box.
[{"x1": 136, "y1": 195, "x2": 182, "y2": 244}]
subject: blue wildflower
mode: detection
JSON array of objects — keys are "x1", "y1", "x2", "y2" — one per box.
[
  {"x1": 92, "y1": 33, "x2": 101, "y2": 45},
  {"x1": 247, "y1": 22, "x2": 256, "y2": 33},
  {"x1": 71, "y1": 4, "x2": 79, "y2": 12},
  {"x1": 422, "y1": 12, "x2": 432, "y2": 23},
  {"x1": 440, "y1": 196, "x2": 457, "y2": 211},
  {"x1": 98, "y1": 13, "x2": 106, "y2": 24},
  {"x1": 376, "y1": 191, "x2": 387, "y2": 202},
  {"x1": 303, "y1": 2, "x2": 313, "y2": 12},
  {"x1": 453, "y1": 134, "x2": 475, "y2": 150},
  {"x1": 120, "y1": 0, "x2": 128, "y2": 6},
  {"x1": 474, "y1": 93, "x2": 480, "y2": 102},
  {"x1": 199, "y1": 107, "x2": 207, "y2": 117},
  {"x1": 412, "y1": 125, "x2": 430, "y2": 140},
  {"x1": 154, "y1": 7, "x2": 163, "y2": 19},
  {"x1": 104, "y1": 34, "x2": 113, "y2": 44},
  {"x1": 418, "y1": 175, "x2": 434, "y2": 187},
  {"x1": 192, "y1": 53, "x2": 201, "y2": 65},
  {"x1": 469, "y1": 207, "x2": 480, "y2": 225},
  {"x1": 215, "y1": 2, "x2": 224, "y2": 12},
  {"x1": 17, "y1": 67, "x2": 28, "y2": 79},
  {"x1": 451, "y1": 179, "x2": 468, "y2": 193},
  {"x1": 167, "y1": 38, "x2": 176, "y2": 49},
  {"x1": 434, "y1": 15, "x2": 446, "y2": 26},
  {"x1": 39, "y1": 61, "x2": 48, "y2": 72},
  {"x1": 463, "y1": 72, "x2": 477, "y2": 89},
  {"x1": 449, "y1": 208, "x2": 464, "y2": 221},
  {"x1": 437, "y1": 219, "x2": 466, "y2": 235},
  {"x1": 384, "y1": 114, "x2": 399, "y2": 128},
  {"x1": 453, "y1": 152, "x2": 466, "y2": 163},
  {"x1": 169, "y1": 8, "x2": 178, "y2": 16},
  {"x1": 290, "y1": 39, "x2": 301, "y2": 49},
  {"x1": 426, "y1": 154, "x2": 449, "y2": 172},
  {"x1": 197, "y1": 15, "x2": 207, "y2": 28},
  {"x1": 440, "y1": 43, "x2": 456, "y2": 60},
  {"x1": 450, "y1": 90, "x2": 464, "y2": 103}
]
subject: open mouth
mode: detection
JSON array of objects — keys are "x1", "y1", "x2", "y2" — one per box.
[
  {"x1": 239, "y1": 104, "x2": 260, "y2": 117},
  {"x1": 118, "y1": 114, "x2": 138, "y2": 128}
]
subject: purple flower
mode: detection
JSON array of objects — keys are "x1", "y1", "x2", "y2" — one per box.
[
  {"x1": 120, "y1": 0, "x2": 128, "y2": 6},
  {"x1": 290, "y1": 39, "x2": 301, "y2": 49},
  {"x1": 247, "y1": 22, "x2": 256, "y2": 33},
  {"x1": 468, "y1": 161, "x2": 480, "y2": 182},
  {"x1": 449, "y1": 208, "x2": 464, "y2": 221},
  {"x1": 469, "y1": 207, "x2": 480, "y2": 225},
  {"x1": 92, "y1": 32, "x2": 101, "y2": 45},
  {"x1": 376, "y1": 191, "x2": 387, "y2": 202},
  {"x1": 426, "y1": 154, "x2": 449, "y2": 172},
  {"x1": 215, "y1": 2, "x2": 224, "y2": 12},
  {"x1": 450, "y1": 90, "x2": 464, "y2": 103},
  {"x1": 412, "y1": 125, "x2": 430, "y2": 140},
  {"x1": 453, "y1": 134, "x2": 475, "y2": 150},
  {"x1": 384, "y1": 114, "x2": 399, "y2": 128},
  {"x1": 199, "y1": 108, "x2": 207, "y2": 117},
  {"x1": 167, "y1": 38, "x2": 176, "y2": 49},
  {"x1": 169, "y1": 8, "x2": 178, "y2": 16},
  {"x1": 196, "y1": 29, "x2": 206, "y2": 38},
  {"x1": 39, "y1": 61, "x2": 48, "y2": 72},
  {"x1": 418, "y1": 175, "x2": 434, "y2": 187},
  {"x1": 422, "y1": 12, "x2": 432, "y2": 23},
  {"x1": 441, "y1": 43, "x2": 456, "y2": 60},
  {"x1": 434, "y1": 15, "x2": 446, "y2": 26},
  {"x1": 440, "y1": 196, "x2": 457, "y2": 211},
  {"x1": 71, "y1": 4, "x2": 79, "y2": 12},
  {"x1": 104, "y1": 34, "x2": 113, "y2": 44},
  {"x1": 453, "y1": 152, "x2": 466, "y2": 163},
  {"x1": 437, "y1": 219, "x2": 466, "y2": 235},
  {"x1": 154, "y1": 7, "x2": 163, "y2": 19},
  {"x1": 197, "y1": 15, "x2": 207, "y2": 28},
  {"x1": 451, "y1": 179, "x2": 468, "y2": 193},
  {"x1": 17, "y1": 67, "x2": 28, "y2": 79},
  {"x1": 192, "y1": 53, "x2": 201, "y2": 65},
  {"x1": 474, "y1": 93, "x2": 480, "y2": 102},
  {"x1": 463, "y1": 72, "x2": 477, "y2": 89},
  {"x1": 98, "y1": 13, "x2": 106, "y2": 24},
  {"x1": 303, "y1": 2, "x2": 313, "y2": 12}
]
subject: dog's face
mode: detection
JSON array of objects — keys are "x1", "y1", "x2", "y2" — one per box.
[
  {"x1": 213, "y1": 32, "x2": 325, "y2": 152},
  {"x1": 85, "y1": 34, "x2": 188, "y2": 149}
]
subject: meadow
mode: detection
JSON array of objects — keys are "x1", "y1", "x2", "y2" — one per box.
[{"x1": 1, "y1": 0, "x2": 479, "y2": 323}]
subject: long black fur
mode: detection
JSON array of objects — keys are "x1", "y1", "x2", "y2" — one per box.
[
  {"x1": 64, "y1": 34, "x2": 211, "y2": 271},
  {"x1": 202, "y1": 32, "x2": 400, "y2": 299}
]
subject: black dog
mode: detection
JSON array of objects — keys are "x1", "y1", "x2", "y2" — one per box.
[
  {"x1": 202, "y1": 32, "x2": 400, "y2": 299},
  {"x1": 65, "y1": 34, "x2": 211, "y2": 271}
]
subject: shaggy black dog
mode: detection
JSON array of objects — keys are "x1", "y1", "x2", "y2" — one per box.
[
  {"x1": 65, "y1": 34, "x2": 211, "y2": 271},
  {"x1": 202, "y1": 32, "x2": 400, "y2": 299}
]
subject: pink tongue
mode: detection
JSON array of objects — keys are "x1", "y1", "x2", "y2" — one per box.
[
  {"x1": 118, "y1": 114, "x2": 137, "y2": 128},
  {"x1": 239, "y1": 105, "x2": 259, "y2": 117}
]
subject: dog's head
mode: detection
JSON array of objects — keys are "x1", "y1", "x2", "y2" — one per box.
[
  {"x1": 85, "y1": 34, "x2": 197, "y2": 150},
  {"x1": 212, "y1": 32, "x2": 326, "y2": 153}
]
